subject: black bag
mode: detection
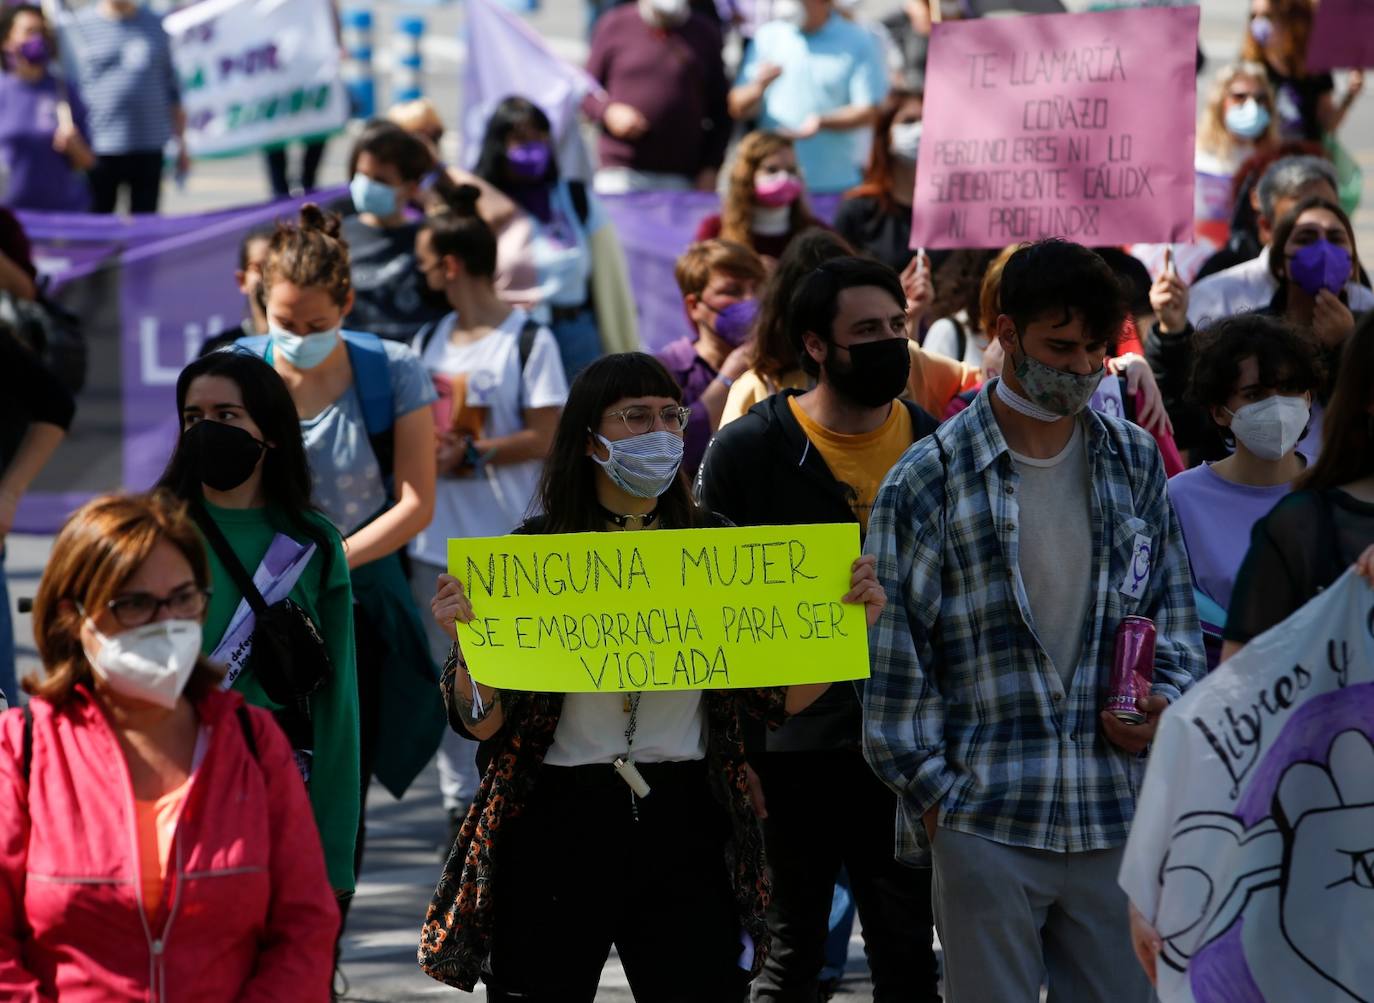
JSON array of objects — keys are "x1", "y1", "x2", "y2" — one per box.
[
  {"x1": 0, "y1": 283, "x2": 87, "y2": 394},
  {"x1": 191, "y1": 503, "x2": 332, "y2": 777}
]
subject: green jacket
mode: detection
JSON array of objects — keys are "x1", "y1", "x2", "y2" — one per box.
[{"x1": 199, "y1": 501, "x2": 360, "y2": 893}]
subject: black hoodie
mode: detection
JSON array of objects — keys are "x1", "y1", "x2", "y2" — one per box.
[{"x1": 697, "y1": 389, "x2": 937, "y2": 753}]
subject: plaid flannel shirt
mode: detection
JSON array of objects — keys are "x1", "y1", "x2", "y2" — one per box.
[{"x1": 862, "y1": 385, "x2": 1204, "y2": 861}]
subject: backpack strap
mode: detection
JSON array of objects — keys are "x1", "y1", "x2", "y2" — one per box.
[
  {"x1": 342, "y1": 331, "x2": 397, "y2": 487},
  {"x1": 189, "y1": 501, "x2": 270, "y2": 617},
  {"x1": 414, "y1": 317, "x2": 445, "y2": 359},
  {"x1": 567, "y1": 179, "x2": 590, "y2": 226},
  {"x1": 516, "y1": 317, "x2": 540, "y2": 411},
  {"x1": 235, "y1": 704, "x2": 259, "y2": 762},
  {"x1": 20, "y1": 704, "x2": 32, "y2": 784}
]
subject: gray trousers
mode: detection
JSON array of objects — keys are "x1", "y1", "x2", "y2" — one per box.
[
  {"x1": 931, "y1": 828, "x2": 1152, "y2": 1003},
  {"x1": 410, "y1": 558, "x2": 481, "y2": 814}
]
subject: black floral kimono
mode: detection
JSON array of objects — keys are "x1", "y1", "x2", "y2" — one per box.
[{"x1": 417, "y1": 652, "x2": 788, "y2": 991}]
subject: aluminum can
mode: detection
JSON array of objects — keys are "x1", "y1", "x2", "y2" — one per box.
[{"x1": 1106, "y1": 616, "x2": 1155, "y2": 723}]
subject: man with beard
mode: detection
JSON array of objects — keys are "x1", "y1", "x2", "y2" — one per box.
[{"x1": 697, "y1": 256, "x2": 942, "y2": 1002}]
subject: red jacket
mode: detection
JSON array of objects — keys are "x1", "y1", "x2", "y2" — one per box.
[{"x1": 0, "y1": 686, "x2": 338, "y2": 1002}]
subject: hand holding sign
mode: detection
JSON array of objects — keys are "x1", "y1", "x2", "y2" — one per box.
[
  {"x1": 900, "y1": 253, "x2": 934, "y2": 329},
  {"x1": 1149, "y1": 254, "x2": 1189, "y2": 335}
]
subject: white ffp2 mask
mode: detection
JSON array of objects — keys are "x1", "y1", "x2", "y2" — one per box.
[{"x1": 84, "y1": 619, "x2": 203, "y2": 709}]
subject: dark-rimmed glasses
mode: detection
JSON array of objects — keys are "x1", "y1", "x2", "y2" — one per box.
[{"x1": 94, "y1": 586, "x2": 212, "y2": 629}]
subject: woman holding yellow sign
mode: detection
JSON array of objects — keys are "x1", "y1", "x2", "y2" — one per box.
[{"x1": 416, "y1": 352, "x2": 884, "y2": 1002}]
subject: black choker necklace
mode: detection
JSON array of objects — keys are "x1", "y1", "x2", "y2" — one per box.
[{"x1": 599, "y1": 504, "x2": 658, "y2": 529}]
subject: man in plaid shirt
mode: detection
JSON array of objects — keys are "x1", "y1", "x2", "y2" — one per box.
[{"x1": 862, "y1": 240, "x2": 1204, "y2": 1002}]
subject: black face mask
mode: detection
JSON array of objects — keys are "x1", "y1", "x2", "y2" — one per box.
[
  {"x1": 182, "y1": 419, "x2": 266, "y2": 493},
  {"x1": 417, "y1": 274, "x2": 451, "y2": 313},
  {"x1": 824, "y1": 337, "x2": 911, "y2": 409}
]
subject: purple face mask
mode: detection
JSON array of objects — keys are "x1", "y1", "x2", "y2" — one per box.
[
  {"x1": 17, "y1": 36, "x2": 49, "y2": 65},
  {"x1": 713, "y1": 299, "x2": 759, "y2": 347},
  {"x1": 1288, "y1": 240, "x2": 1352, "y2": 298},
  {"x1": 507, "y1": 141, "x2": 552, "y2": 182}
]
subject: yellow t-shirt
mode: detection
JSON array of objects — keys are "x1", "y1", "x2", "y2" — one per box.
[{"x1": 787, "y1": 395, "x2": 914, "y2": 532}]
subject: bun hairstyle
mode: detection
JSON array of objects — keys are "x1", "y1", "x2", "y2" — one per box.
[
  {"x1": 262, "y1": 203, "x2": 353, "y2": 305},
  {"x1": 422, "y1": 183, "x2": 497, "y2": 280}
]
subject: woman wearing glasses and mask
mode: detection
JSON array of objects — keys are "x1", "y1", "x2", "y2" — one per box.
[
  {"x1": 0, "y1": 491, "x2": 337, "y2": 1001},
  {"x1": 417, "y1": 353, "x2": 886, "y2": 1002}
]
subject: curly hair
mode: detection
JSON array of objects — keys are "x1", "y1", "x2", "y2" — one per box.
[
  {"x1": 262, "y1": 203, "x2": 353, "y2": 305},
  {"x1": 720, "y1": 131, "x2": 819, "y2": 247},
  {"x1": 1186, "y1": 315, "x2": 1324, "y2": 437}
]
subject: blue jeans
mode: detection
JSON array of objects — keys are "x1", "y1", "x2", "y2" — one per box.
[
  {"x1": 0, "y1": 548, "x2": 15, "y2": 706},
  {"x1": 551, "y1": 308, "x2": 602, "y2": 384},
  {"x1": 821, "y1": 868, "x2": 857, "y2": 982}
]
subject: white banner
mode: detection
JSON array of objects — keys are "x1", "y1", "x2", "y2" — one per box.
[
  {"x1": 164, "y1": 0, "x2": 347, "y2": 158},
  {"x1": 1119, "y1": 570, "x2": 1374, "y2": 1002}
]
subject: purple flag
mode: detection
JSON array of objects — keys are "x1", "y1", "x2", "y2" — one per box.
[{"x1": 461, "y1": 0, "x2": 601, "y2": 181}]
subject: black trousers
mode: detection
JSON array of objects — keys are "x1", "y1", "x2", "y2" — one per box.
[
  {"x1": 484, "y1": 759, "x2": 751, "y2": 1003},
  {"x1": 265, "y1": 140, "x2": 327, "y2": 198},
  {"x1": 89, "y1": 151, "x2": 164, "y2": 214},
  {"x1": 753, "y1": 749, "x2": 941, "y2": 1003}
]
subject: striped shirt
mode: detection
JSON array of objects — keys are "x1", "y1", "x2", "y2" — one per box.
[
  {"x1": 60, "y1": 7, "x2": 179, "y2": 155},
  {"x1": 861, "y1": 383, "x2": 1204, "y2": 862}
]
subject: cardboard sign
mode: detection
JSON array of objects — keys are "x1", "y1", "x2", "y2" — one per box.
[
  {"x1": 448, "y1": 525, "x2": 870, "y2": 693},
  {"x1": 1305, "y1": 0, "x2": 1374, "y2": 71},
  {"x1": 164, "y1": 0, "x2": 348, "y2": 159},
  {"x1": 911, "y1": 6, "x2": 1198, "y2": 250},
  {"x1": 1119, "y1": 571, "x2": 1374, "y2": 1001}
]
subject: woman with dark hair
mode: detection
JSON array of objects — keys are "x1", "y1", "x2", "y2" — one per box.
[
  {"x1": 0, "y1": 491, "x2": 338, "y2": 1000},
  {"x1": 1167, "y1": 315, "x2": 1323, "y2": 666},
  {"x1": 409, "y1": 183, "x2": 568, "y2": 843},
  {"x1": 695, "y1": 130, "x2": 824, "y2": 269},
  {"x1": 341, "y1": 118, "x2": 450, "y2": 343},
  {"x1": 155, "y1": 351, "x2": 359, "y2": 898},
  {"x1": 1222, "y1": 310, "x2": 1374, "y2": 659},
  {"x1": 1150, "y1": 195, "x2": 1363, "y2": 462},
  {"x1": 0, "y1": 3, "x2": 93, "y2": 211},
  {"x1": 473, "y1": 96, "x2": 627, "y2": 380},
  {"x1": 417, "y1": 352, "x2": 884, "y2": 1000}
]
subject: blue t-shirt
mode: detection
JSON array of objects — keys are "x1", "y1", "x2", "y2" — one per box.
[
  {"x1": 0, "y1": 74, "x2": 90, "y2": 211},
  {"x1": 739, "y1": 13, "x2": 887, "y2": 193},
  {"x1": 300, "y1": 339, "x2": 436, "y2": 536},
  {"x1": 61, "y1": 6, "x2": 179, "y2": 155}
]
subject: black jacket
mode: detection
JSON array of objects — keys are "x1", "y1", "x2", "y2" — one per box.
[{"x1": 696, "y1": 389, "x2": 938, "y2": 755}]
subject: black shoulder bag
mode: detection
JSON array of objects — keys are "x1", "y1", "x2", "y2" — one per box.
[{"x1": 190, "y1": 503, "x2": 332, "y2": 784}]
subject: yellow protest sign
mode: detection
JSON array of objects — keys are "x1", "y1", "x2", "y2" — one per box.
[{"x1": 447, "y1": 524, "x2": 869, "y2": 693}]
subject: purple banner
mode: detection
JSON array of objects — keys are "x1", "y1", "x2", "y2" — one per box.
[
  {"x1": 600, "y1": 192, "x2": 841, "y2": 354},
  {"x1": 15, "y1": 187, "x2": 837, "y2": 533},
  {"x1": 14, "y1": 188, "x2": 347, "y2": 534}
]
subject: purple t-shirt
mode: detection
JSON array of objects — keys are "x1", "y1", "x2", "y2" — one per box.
[
  {"x1": 0, "y1": 73, "x2": 90, "y2": 212},
  {"x1": 656, "y1": 336, "x2": 717, "y2": 481},
  {"x1": 1167, "y1": 462, "x2": 1290, "y2": 610}
]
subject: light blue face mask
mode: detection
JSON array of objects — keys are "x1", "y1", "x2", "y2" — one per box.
[
  {"x1": 269, "y1": 326, "x2": 340, "y2": 369},
  {"x1": 350, "y1": 173, "x2": 399, "y2": 218}
]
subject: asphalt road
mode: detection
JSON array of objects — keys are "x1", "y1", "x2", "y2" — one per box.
[{"x1": 8, "y1": 0, "x2": 1374, "y2": 999}]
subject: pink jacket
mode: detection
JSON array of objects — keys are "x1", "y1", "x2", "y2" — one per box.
[{"x1": 0, "y1": 687, "x2": 338, "y2": 1002}]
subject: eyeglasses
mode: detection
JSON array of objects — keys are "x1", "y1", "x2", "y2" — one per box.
[
  {"x1": 97, "y1": 586, "x2": 212, "y2": 629},
  {"x1": 602, "y1": 406, "x2": 691, "y2": 435}
]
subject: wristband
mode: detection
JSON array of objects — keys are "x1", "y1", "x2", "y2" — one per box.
[{"x1": 717, "y1": 373, "x2": 735, "y2": 388}]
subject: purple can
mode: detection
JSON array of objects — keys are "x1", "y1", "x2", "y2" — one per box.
[{"x1": 1106, "y1": 616, "x2": 1156, "y2": 723}]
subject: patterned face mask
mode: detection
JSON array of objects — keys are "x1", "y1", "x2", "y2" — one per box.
[
  {"x1": 591, "y1": 430, "x2": 684, "y2": 499},
  {"x1": 1011, "y1": 341, "x2": 1104, "y2": 418}
]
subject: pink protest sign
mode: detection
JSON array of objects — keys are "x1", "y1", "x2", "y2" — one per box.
[
  {"x1": 1306, "y1": 0, "x2": 1374, "y2": 71},
  {"x1": 910, "y1": 6, "x2": 1198, "y2": 251}
]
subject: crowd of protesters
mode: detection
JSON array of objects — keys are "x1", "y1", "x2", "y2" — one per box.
[{"x1": 1, "y1": 0, "x2": 1373, "y2": 1001}]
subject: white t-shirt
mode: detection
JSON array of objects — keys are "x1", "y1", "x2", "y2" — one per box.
[
  {"x1": 408, "y1": 308, "x2": 568, "y2": 567},
  {"x1": 544, "y1": 691, "x2": 707, "y2": 767}
]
